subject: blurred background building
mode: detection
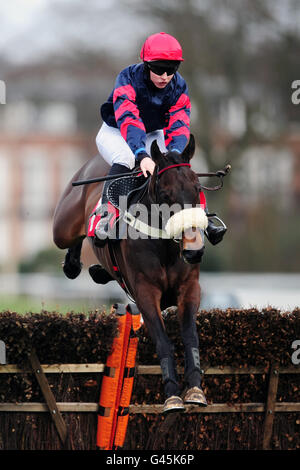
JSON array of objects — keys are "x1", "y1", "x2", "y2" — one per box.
[{"x1": 0, "y1": 0, "x2": 299, "y2": 311}]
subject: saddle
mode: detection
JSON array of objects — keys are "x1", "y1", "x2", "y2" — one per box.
[
  {"x1": 107, "y1": 172, "x2": 148, "y2": 209},
  {"x1": 87, "y1": 172, "x2": 148, "y2": 238}
]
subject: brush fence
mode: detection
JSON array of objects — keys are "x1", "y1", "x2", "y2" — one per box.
[{"x1": 0, "y1": 307, "x2": 299, "y2": 450}]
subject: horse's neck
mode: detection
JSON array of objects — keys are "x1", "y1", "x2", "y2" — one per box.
[
  {"x1": 139, "y1": 182, "x2": 159, "y2": 221},
  {"x1": 137, "y1": 184, "x2": 169, "y2": 237}
]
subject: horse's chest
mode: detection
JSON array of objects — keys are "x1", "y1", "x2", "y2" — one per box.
[{"x1": 164, "y1": 264, "x2": 191, "y2": 289}]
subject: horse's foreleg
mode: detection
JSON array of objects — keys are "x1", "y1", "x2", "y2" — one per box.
[
  {"x1": 178, "y1": 302, "x2": 201, "y2": 388},
  {"x1": 53, "y1": 180, "x2": 88, "y2": 279},
  {"x1": 62, "y1": 236, "x2": 85, "y2": 279},
  {"x1": 135, "y1": 285, "x2": 180, "y2": 400},
  {"x1": 177, "y1": 280, "x2": 207, "y2": 405}
]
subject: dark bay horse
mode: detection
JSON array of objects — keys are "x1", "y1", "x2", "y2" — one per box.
[{"x1": 53, "y1": 134, "x2": 208, "y2": 412}]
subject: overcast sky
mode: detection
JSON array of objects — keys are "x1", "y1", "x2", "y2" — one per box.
[
  {"x1": 0, "y1": 0, "x2": 299, "y2": 66},
  {"x1": 0, "y1": 0, "x2": 158, "y2": 65}
]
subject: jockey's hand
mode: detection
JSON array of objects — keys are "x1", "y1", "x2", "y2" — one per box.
[{"x1": 140, "y1": 156, "x2": 156, "y2": 177}]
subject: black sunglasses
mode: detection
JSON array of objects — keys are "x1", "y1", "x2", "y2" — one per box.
[{"x1": 147, "y1": 62, "x2": 180, "y2": 76}]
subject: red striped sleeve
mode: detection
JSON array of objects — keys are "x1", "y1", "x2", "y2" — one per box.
[
  {"x1": 114, "y1": 100, "x2": 139, "y2": 122},
  {"x1": 113, "y1": 84, "x2": 136, "y2": 103},
  {"x1": 164, "y1": 126, "x2": 190, "y2": 147},
  {"x1": 169, "y1": 93, "x2": 191, "y2": 114},
  {"x1": 168, "y1": 108, "x2": 190, "y2": 128},
  {"x1": 119, "y1": 116, "x2": 146, "y2": 141}
]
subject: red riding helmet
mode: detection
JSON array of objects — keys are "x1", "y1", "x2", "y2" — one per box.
[{"x1": 140, "y1": 32, "x2": 184, "y2": 62}]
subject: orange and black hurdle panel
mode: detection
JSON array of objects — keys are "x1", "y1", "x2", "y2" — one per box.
[
  {"x1": 96, "y1": 303, "x2": 141, "y2": 450},
  {"x1": 113, "y1": 304, "x2": 141, "y2": 450}
]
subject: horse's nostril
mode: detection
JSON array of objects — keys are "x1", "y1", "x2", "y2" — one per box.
[{"x1": 182, "y1": 247, "x2": 205, "y2": 264}]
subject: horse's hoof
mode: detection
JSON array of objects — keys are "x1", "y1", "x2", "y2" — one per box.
[
  {"x1": 62, "y1": 260, "x2": 82, "y2": 279},
  {"x1": 184, "y1": 386, "x2": 207, "y2": 406},
  {"x1": 89, "y1": 264, "x2": 114, "y2": 284},
  {"x1": 162, "y1": 395, "x2": 185, "y2": 414},
  {"x1": 62, "y1": 250, "x2": 82, "y2": 279}
]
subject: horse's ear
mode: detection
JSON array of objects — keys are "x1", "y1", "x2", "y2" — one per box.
[
  {"x1": 150, "y1": 140, "x2": 163, "y2": 164},
  {"x1": 181, "y1": 134, "x2": 195, "y2": 162}
]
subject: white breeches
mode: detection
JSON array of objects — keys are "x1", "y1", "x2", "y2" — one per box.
[{"x1": 96, "y1": 122, "x2": 167, "y2": 170}]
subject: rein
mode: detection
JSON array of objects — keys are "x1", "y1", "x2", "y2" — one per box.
[{"x1": 72, "y1": 164, "x2": 231, "y2": 187}]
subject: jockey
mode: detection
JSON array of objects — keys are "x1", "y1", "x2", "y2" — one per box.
[{"x1": 94, "y1": 32, "x2": 226, "y2": 246}]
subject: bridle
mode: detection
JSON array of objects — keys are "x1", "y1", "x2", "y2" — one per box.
[
  {"x1": 147, "y1": 162, "x2": 197, "y2": 243},
  {"x1": 157, "y1": 163, "x2": 191, "y2": 176},
  {"x1": 148, "y1": 162, "x2": 193, "y2": 206},
  {"x1": 71, "y1": 159, "x2": 230, "y2": 242}
]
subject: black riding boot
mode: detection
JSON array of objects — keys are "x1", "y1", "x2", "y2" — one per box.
[
  {"x1": 204, "y1": 207, "x2": 227, "y2": 246},
  {"x1": 94, "y1": 163, "x2": 129, "y2": 247}
]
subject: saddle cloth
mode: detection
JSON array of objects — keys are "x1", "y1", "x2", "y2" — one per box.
[{"x1": 87, "y1": 172, "x2": 148, "y2": 237}]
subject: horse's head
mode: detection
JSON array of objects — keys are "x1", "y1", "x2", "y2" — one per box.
[{"x1": 150, "y1": 135, "x2": 207, "y2": 264}]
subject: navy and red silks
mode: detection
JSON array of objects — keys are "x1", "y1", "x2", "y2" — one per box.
[{"x1": 100, "y1": 64, "x2": 191, "y2": 158}]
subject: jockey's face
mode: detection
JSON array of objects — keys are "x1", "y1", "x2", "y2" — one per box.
[{"x1": 150, "y1": 71, "x2": 174, "y2": 89}]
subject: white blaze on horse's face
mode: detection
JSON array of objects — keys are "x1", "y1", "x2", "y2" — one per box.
[{"x1": 164, "y1": 207, "x2": 208, "y2": 250}]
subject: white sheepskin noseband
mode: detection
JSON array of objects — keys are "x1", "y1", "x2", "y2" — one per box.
[{"x1": 164, "y1": 207, "x2": 208, "y2": 239}]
